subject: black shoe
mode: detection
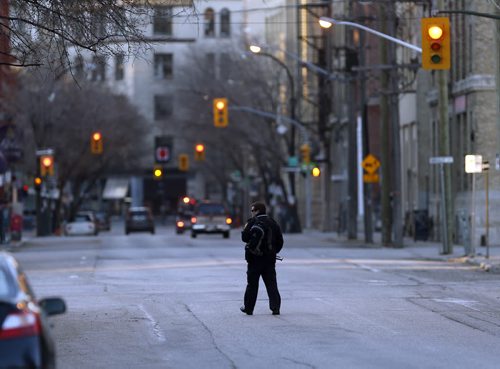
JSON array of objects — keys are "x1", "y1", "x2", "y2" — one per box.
[
  {"x1": 272, "y1": 309, "x2": 280, "y2": 315},
  {"x1": 240, "y1": 306, "x2": 253, "y2": 315}
]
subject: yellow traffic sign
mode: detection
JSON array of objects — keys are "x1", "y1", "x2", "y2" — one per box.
[
  {"x1": 363, "y1": 173, "x2": 379, "y2": 183},
  {"x1": 361, "y1": 154, "x2": 380, "y2": 174}
]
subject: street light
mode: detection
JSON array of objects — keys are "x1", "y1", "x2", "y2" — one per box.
[
  {"x1": 318, "y1": 17, "x2": 422, "y2": 53},
  {"x1": 249, "y1": 44, "x2": 301, "y2": 231},
  {"x1": 318, "y1": 15, "x2": 424, "y2": 247}
]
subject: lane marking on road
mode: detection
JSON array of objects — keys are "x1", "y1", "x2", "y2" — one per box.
[
  {"x1": 432, "y1": 298, "x2": 481, "y2": 311},
  {"x1": 138, "y1": 304, "x2": 166, "y2": 343}
]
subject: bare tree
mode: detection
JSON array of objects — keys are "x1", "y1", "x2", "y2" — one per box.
[
  {"x1": 8, "y1": 68, "x2": 148, "y2": 226},
  {"x1": 1, "y1": 0, "x2": 195, "y2": 69},
  {"x1": 176, "y1": 43, "x2": 303, "y2": 230}
]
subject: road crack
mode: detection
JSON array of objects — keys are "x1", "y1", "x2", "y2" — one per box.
[{"x1": 183, "y1": 304, "x2": 238, "y2": 369}]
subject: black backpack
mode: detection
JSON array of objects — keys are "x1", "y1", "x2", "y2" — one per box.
[{"x1": 247, "y1": 218, "x2": 274, "y2": 256}]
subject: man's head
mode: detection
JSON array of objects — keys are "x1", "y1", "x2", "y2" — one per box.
[{"x1": 250, "y1": 201, "x2": 266, "y2": 216}]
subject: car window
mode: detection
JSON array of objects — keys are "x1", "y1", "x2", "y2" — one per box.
[
  {"x1": 130, "y1": 211, "x2": 149, "y2": 217},
  {"x1": 0, "y1": 267, "x2": 16, "y2": 298},
  {"x1": 197, "y1": 204, "x2": 225, "y2": 215},
  {"x1": 74, "y1": 215, "x2": 91, "y2": 222}
]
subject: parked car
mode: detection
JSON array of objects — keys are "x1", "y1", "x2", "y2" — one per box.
[
  {"x1": 65, "y1": 211, "x2": 97, "y2": 236},
  {"x1": 191, "y1": 202, "x2": 232, "y2": 238},
  {"x1": 0, "y1": 252, "x2": 66, "y2": 369},
  {"x1": 125, "y1": 207, "x2": 155, "y2": 235},
  {"x1": 95, "y1": 211, "x2": 111, "y2": 231}
]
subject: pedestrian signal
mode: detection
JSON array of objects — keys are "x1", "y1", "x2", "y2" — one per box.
[
  {"x1": 153, "y1": 166, "x2": 163, "y2": 179},
  {"x1": 421, "y1": 17, "x2": 451, "y2": 70},
  {"x1": 91, "y1": 131, "x2": 104, "y2": 154},
  {"x1": 312, "y1": 166, "x2": 321, "y2": 177},
  {"x1": 34, "y1": 177, "x2": 42, "y2": 191},
  {"x1": 213, "y1": 98, "x2": 228, "y2": 127}
]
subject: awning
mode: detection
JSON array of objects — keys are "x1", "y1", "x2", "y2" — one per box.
[{"x1": 103, "y1": 178, "x2": 129, "y2": 200}]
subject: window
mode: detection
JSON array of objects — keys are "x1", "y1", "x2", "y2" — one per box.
[
  {"x1": 91, "y1": 55, "x2": 106, "y2": 82},
  {"x1": 220, "y1": 8, "x2": 230, "y2": 37},
  {"x1": 220, "y1": 53, "x2": 232, "y2": 80},
  {"x1": 154, "y1": 53, "x2": 173, "y2": 79},
  {"x1": 204, "y1": 8, "x2": 215, "y2": 37},
  {"x1": 115, "y1": 54, "x2": 124, "y2": 81},
  {"x1": 154, "y1": 95, "x2": 173, "y2": 120},
  {"x1": 153, "y1": 6, "x2": 172, "y2": 35},
  {"x1": 205, "y1": 53, "x2": 215, "y2": 77}
]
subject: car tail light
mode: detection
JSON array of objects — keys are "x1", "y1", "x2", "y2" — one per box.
[
  {"x1": 191, "y1": 217, "x2": 197, "y2": 224},
  {"x1": 177, "y1": 221, "x2": 185, "y2": 228},
  {"x1": 226, "y1": 217, "x2": 232, "y2": 225},
  {"x1": 0, "y1": 311, "x2": 41, "y2": 340}
]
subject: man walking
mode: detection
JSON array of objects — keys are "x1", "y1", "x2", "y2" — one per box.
[{"x1": 240, "y1": 201, "x2": 283, "y2": 315}]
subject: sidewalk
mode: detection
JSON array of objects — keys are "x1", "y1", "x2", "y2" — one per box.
[{"x1": 285, "y1": 229, "x2": 500, "y2": 273}]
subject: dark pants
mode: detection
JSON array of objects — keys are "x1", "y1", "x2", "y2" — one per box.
[{"x1": 244, "y1": 261, "x2": 281, "y2": 313}]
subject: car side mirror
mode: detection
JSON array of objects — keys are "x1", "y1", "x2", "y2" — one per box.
[{"x1": 39, "y1": 297, "x2": 67, "y2": 316}]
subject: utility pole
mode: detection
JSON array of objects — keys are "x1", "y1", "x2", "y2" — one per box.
[
  {"x1": 496, "y1": 5, "x2": 500, "y2": 159},
  {"x1": 359, "y1": 30, "x2": 373, "y2": 243},
  {"x1": 436, "y1": 0, "x2": 453, "y2": 254},
  {"x1": 388, "y1": 4, "x2": 403, "y2": 248},
  {"x1": 379, "y1": 5, "x2": 392, "y2": 245},
  {"x1": 347, "y1": 1, "x2": 358, "y2": 239}
]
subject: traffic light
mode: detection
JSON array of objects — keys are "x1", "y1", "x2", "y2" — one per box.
[
  {"x1": 213, "y1": 98, "x2": 228, "y2": 127},
  {"x1": 178, "y1": 154, "x2": 189, "y2": 171},
  {"x1": 421, "y1": 17, "x2": 451, "y2": 70},
  {"x1": 40, "y1": 155, "x2": 54, "y2": 176},
  {"x1": 300, "y1": 143, "x2": 311, "y2": 164},
  {"x1": 312, "y1": 166, "x2": 321, "y2": 177},
  {"x1": 34, "y1": 176, "x2": 42, "y2": 191},
  {"x1": 153, "y1": 166, "x2": 163, "y2": 179},
  {"x1": 194, "y1": 144, "x2": 205, "y2": 161},
  {"x1": 90, "y1": 131, "x2": 104, "y2": 154}
]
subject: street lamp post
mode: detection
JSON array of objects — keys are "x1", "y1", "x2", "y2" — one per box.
[
  {"x1": 319, "y1": 15, "x2": 423, "y2": 247},
  {"x1": 249, "y1": 46, "x2": 301, "y2": 231}
]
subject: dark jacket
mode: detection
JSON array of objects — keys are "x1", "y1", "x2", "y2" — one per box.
[{"x1": 242, "y1": 214, "x2": 283, "y2": 263}]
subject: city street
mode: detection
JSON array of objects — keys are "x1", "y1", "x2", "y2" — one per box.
[{"x1": 10, "y1": 221, "x2": 500, "y2": 369}]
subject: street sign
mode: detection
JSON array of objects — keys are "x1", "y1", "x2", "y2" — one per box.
[
  {"x1": 429, "y1": 156, "x2": 454, "y2": 164},
  {"x1": 282, "y1": 166, "x2": 301, "y2": 172},
  {"x1": 36, "y1": 148, "x2": 54, "y2": 156},
  {"x1": 465, "y1": 154, "x2": 483, "y2": 173},
  {"x1": 363, "y1": 173, "x2": 379, "y2": 183},
  {"x1": 361, "y1": 154, "x2": 380, "y2": 174},
  {"x1": 155, "y1": 146, "x2": 170, "y2": 163},
  {"x1": 288, "y1": 156, "x2": 299, "y2": 167},
  {"x1": 155, "y1": 136, "x2": 172, "y2": 164}
]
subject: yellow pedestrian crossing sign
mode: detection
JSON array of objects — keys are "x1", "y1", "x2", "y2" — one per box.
[{"x1": 361, "y1": 154, "x2": 380, "y2": 174}]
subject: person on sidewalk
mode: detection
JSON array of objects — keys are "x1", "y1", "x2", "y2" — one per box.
[{"x1": 240, "y1": 201, "x2": 283, "y2": 315}]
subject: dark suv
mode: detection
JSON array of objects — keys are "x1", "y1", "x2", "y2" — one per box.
[
  {"x1": 125, "y1": 207, "x2": 155, "y2": 235},
  {"x1": 191, "y1": 202, "x2": 232, "y2": 238}
]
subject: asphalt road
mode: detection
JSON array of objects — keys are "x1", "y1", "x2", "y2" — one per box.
[{"x1": 11, "y1": 222, "x2": 500, "y2": 369}]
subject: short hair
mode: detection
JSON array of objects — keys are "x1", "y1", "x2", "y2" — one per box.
[{"x1": 251, "y1": 201, "x2": 266, "y2": 214}]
